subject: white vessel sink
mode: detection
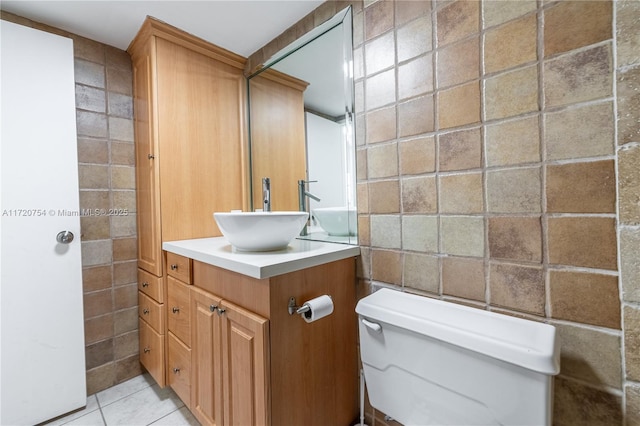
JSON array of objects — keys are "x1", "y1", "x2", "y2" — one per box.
[
  {"x1": 213, "y1": 211, "x2": 309, "y2": 252},
  {"x1": 312, "y1": 207, "x2": 357, "y2": 236}
]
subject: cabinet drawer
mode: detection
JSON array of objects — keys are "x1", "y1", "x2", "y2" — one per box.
[
  {"x1": 138, "y1": 268, "x2": 164, "y2": 303},
  {"x1": 139, "y1": 318, "x2": 165, "y2": 387},
  {"x1": 166, "y1": 252, "x2": 192, "y2": 284},
  {"x1": 168, "y1": 331, "x2": 191, "y2": 408},
  {"x1": 138, "y1": 291, "x2": 165, "y2": 333},
  {"x1": 167, "y1": 276, "x2": 191, "y2": 345}
]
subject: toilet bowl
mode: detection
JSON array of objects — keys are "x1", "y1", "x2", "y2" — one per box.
[{"x1": 356, "y1": 288, "x2": 560, "y2": 426}]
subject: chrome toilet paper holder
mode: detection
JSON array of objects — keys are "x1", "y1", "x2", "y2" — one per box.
[{"x1": 287, "y1": 297, "x2": 310, "y2": 316}]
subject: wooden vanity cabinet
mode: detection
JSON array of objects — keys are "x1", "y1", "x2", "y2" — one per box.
[
  {"x1": 191, "y1": 256, "x2": 359, "y2": 426},
  {"x1": 158, "y1": 251, "x2": 358, "y2": 425},
  {"x1": 128, "y1": 17, "x2": 248, "y2": 387}
]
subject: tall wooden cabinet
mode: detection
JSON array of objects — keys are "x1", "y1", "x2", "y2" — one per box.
[{"x1": 128, "y1": 17, "x2": 248, "y2": 386}]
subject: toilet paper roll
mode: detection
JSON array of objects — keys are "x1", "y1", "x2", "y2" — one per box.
[{"x1": 301, "y1": 295, "x2": 334, "y2": 323}]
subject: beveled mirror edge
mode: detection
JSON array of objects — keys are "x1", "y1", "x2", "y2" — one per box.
[{"x1": 247, "y1": 6, "x2": 352, "y2": 80}]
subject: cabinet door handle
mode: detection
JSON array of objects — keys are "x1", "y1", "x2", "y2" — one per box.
[
  {"x1": 170, "y1": 264, "x2": 178, "y2": 270},
  {"x1": 217, "y1": 308, "x2": 226, "y2": 316},
  {"x1": 148, "y1": 154, "x2": 155, "y2": 160},
  {"x1": 172, "y1": 307, "x2": 180, "y2": 314},
  {"x1": 173, "y1": 367, "x2": 180, "y2": 374},
  {"x1": 209, "y1": 305, "x2": 217, "y2": 312},
  {"x1": 143, "y1": 347, "x2": 151, "y2": 354},
  {"x1": 143, "y1": 308, "x2": 149, "y2": 315},
  {"x1": 142, "y1": 282, "x2": 149, "y2": 288}
]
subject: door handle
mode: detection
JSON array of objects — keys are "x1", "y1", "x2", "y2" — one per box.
[{"x1": 56, "y1": 231, "x2": 74, "y2": 244}]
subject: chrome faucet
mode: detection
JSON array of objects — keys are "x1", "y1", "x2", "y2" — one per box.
[
  {"x1": 298, "y1": 180, "x2": 320, "y2": 236},
  {"x1": 262, "y1": 177, "x2": 271, "y2": 212}
]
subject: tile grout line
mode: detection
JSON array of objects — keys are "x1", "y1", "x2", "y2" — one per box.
[
  {"x1": 537, "y1": 0, "x2": 551, "y2": 323},
  {"x1": 95, "y1": 390, "x2": 106, "y2": 425},
  {"x1": 99, "y1": 404, "x2": 108, "y2": 426},
  {"x1": 610, "y1": 1, "x2": 630, "y2": 420}
]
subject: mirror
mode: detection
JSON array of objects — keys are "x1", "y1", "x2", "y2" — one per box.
[{"x1": 248, "y1": 6, "x2": 357, "y2": 245}]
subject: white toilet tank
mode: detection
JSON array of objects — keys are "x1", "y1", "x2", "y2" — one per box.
[{"x1": 356, "y1": 288, "x2": 560, "y2": 426}]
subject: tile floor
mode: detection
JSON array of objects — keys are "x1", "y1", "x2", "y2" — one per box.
[{"x1": 45, "y1": 374, "x2": 200, "y2": 426}]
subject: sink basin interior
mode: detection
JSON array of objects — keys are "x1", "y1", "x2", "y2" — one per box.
[
  {"x1": 213, "y1": 211, "x2": 309, "y2": 252},
  {"x1": 312, "y1": 207, "x2": 357, "y2": 236}
]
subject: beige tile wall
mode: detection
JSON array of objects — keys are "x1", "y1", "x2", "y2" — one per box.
[
  {"x1": 248, "y1": 1, "x2": 639, "y2": 424},
  {"x1": 1, "y1": 12, "x2": 140, "y2": 395},
  {"x1": 75, "y1": 36, "x2": 140, "y2": 395}
]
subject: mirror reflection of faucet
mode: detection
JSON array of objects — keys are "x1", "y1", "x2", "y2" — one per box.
[
  {"x1": 262, "y1": 177, "x2": 271, "y2": 212},
  {"x1": 298, "y1": 180, "x2": 320, "y2": 236}
]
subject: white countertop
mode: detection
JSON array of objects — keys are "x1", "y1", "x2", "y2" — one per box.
[{"x1": 163, "y1": 237, "x2": 361, "y2": 279}]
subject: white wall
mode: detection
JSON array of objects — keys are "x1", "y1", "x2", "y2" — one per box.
[{"x1": 305, "y1": 112, "x2": 345, "y2": 211}]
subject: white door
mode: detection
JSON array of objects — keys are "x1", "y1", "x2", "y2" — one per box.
[{"x1": 0, "y1": 20, "x2": 86, "y2": 425}]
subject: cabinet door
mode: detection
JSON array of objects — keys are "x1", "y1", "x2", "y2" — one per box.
[
  {"x1": 190, "y1": 288, "x2": 223, "y2": 426},
  {"x1": 167, "y1": 276, "x2": 191, "y2": 345},
  {"x1": 138, "y1": 291, "x2": 164, "y2": 332},
  {"x1": 138, "y1": 268, "x2": 164, "y2": 303},
  {"x1": 155, "y1": 37, "x2": 246, "y2": 241},
  {"x1": 168, "y1": 331, "x2": 191, "y2": 408},
  {"x1": 132, "y1": 40, "x2": 162, "y2": 277},
  {"x1": 220, "y1": 300, "x2": 269, "y2": 426},
  {"x1": 139, "y1": 319, "x2": 165, "y2": 387}
]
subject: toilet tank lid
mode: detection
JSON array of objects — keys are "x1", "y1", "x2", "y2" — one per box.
[{"x1": 356, "y1": 289, "x2": 560, "y2": 375}]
